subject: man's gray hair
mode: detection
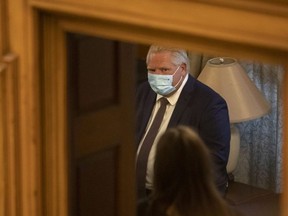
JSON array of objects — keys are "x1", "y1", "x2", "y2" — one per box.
[{"x1": 146, "y1": 45, "x2": 190, "y2": 72}]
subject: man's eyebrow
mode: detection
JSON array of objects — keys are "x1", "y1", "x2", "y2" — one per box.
[{"x1": 147, "y1": 66, "x2": 171, "y2": 71}]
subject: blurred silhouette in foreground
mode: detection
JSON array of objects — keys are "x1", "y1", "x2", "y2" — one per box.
[{"x1": 141, "y1": 126, "x2": 239, "y2": 216}]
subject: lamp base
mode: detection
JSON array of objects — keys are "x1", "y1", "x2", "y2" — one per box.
[{"x1": 226, "y1": 125, "x2": 240, "y2": 174}]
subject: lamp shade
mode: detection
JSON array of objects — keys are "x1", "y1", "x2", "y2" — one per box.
[{"x1": 197, "y1": 57, "x2": 271, "y2": 123}]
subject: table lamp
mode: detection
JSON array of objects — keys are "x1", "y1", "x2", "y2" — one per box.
[{"x1": 197, "y1": 57, "x2": 271, "y2": 174}]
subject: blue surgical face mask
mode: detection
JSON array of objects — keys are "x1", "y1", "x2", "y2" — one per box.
[{"x1": 148, "y1": 66, "x2": 182, "y2": 96}]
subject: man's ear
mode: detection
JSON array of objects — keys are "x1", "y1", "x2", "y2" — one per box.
[{"x1": 181, "y1": 63, "x2": 187, "y2": 75}]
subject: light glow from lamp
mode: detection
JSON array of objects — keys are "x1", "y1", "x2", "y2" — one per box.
[{"x1": 198, "y1": 57, "x2": 271, "y2": 173}]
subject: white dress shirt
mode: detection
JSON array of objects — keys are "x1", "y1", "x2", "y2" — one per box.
[{"x1": 137, "y1": 74, "x2": 188, "y2": 190}]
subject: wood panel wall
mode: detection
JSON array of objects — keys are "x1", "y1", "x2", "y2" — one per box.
[
  {"x1": 0, "y1": 0, "x2": 287, "y2": 216},
  {"x1": 0, "y1": 1, "x2": 22, "y2": 216},
  {"x1": 0, "y1": 0, "x2": 41, "y2": 215}
]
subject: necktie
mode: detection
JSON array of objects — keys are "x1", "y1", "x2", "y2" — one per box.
[{"x1": 136, "y1": 97, "x2": 169, "y2": 198}]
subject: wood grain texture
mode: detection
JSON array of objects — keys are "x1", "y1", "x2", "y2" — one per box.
[{"x1": 2, "y1": 0, "x2": 288, "y2": 216}]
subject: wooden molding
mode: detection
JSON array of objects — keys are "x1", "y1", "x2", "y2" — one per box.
[
  {"x1": 0, "y1": 63, "x2": 7, "y2": 216},
  {"x1": 29, "y1": 1, "x2": 288, "y2": 216},
  {"x1": 41, "y1": 15, "x2": 68, "y2": 216},
  {"x1": 0, "y1": 54, "x2": 19, "y2": 216},
  {"x1": 2, "y1": 0, "x2": 285, "y2": 216},
  {"x1": 30, "y1": 0, "x2": 288, "y2": 64},
  {"x1": 0, "y1": 0, "x2": 9, "y2": 55}
]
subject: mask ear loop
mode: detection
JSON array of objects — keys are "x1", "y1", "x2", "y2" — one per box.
[
  {"x1": 174, "y1": 75, "x2": 183, "y2": 88},
  {"x1": 172, "y1": 66, "x2": 180, "y2": 76},
  {"x1": 172, "y1": 66, "x2": 183, "y2": 88}
]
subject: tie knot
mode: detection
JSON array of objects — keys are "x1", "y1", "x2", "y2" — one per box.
[{"x1": 159, "y1": 97, "x2": 169, "y2": 106}]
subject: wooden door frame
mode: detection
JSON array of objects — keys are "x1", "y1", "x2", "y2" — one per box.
[
  {"x1": 39, "y1": 13, "x2": 138, "y2": 216},
  {"x1": 9, "y1": 0, "x2": 288, "y2": 216}
]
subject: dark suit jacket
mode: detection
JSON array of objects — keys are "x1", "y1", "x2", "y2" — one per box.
[{"x1": 136, "y1": 75, "x2": 231, "y2": 193}]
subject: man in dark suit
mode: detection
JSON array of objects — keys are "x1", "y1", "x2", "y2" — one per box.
[{"x1": 136, "y1": 45, "x2": 230, "y2": 200}]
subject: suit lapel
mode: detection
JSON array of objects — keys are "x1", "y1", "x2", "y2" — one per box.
[
  {"x1": 168, "y1": 76, "x2": 195, "y2": 127},
  {"x1": 137, "y1": 88, "x2": 156, "y2": 144},
  {"x1": 142, "y1": 91, "x2": 156, "y2": 128}
]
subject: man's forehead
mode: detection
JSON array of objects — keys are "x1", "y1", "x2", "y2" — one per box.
[{"x1": 148, "y1": 52, "x2": 173, "y2": 64}]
